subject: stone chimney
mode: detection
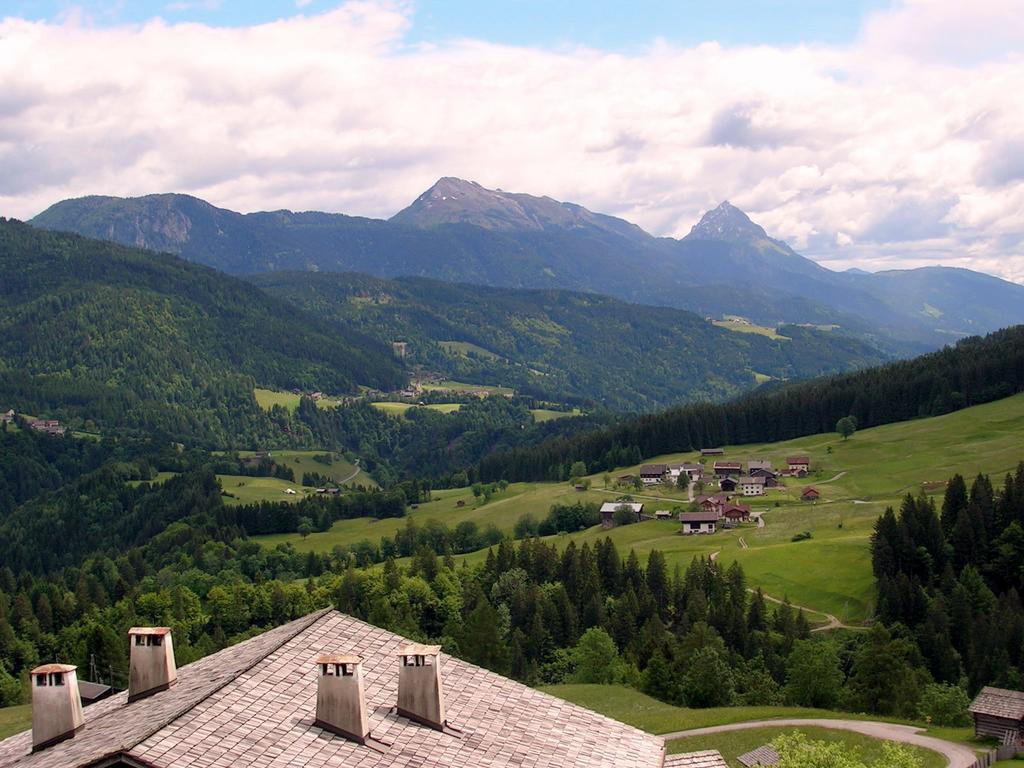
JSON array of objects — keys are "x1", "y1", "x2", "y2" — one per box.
[
  {"x1": 396, "y1": 644, "x2": 445, "y2": 730},
  {"x1": 30, "y1": 664, "x2": 84, "y2": 751},
  {"x1": 128, "y1": 627, "x2": 177, "y2": 702},
  {"x1": 313, "y1": 655, "x2": 369, "y2": 743}
]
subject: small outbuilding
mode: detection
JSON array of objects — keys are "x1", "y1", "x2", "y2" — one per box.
[
  {"x1": 801, "y1": 487, "x2": 821, "y2": 502},
  {"x1": 969, "y1": 686, "x2": 1024, "y2": 744},
  {"x1": 737, "y1": 745, "x2": 780, "y2": 767},
  {"x1": 700, "y1": 448, "x2": 725, "y2": 457}
]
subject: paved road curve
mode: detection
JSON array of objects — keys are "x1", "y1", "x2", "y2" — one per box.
[{"x1": 660, "y1": 719, "x2": 979, "y2": 768}]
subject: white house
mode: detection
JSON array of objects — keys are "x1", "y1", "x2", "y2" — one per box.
[{"x1": 738, "y1": 476, "x2": 766, "y2": 497}]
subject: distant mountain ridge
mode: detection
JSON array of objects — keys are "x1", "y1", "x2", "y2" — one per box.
[{"x1": 30, "y1": 180, "x2": 1024, "y2": 353}]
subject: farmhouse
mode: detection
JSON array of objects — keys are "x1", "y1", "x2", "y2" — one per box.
[
  {"x1": 723, "y1": 504, "x2": 752, "y2": 523},
  {"x1": 713, "y1": 461, "x2": 742, "y2": 477},
  {"x1": 969, "y1": 686, "x2": 1024, "y2": 745},
  {"x1": 801, "y1": 487, "x2": 821, "y2": 502},
  {"x1": 639, "y1": 464, "x2": 669, "y2": 485},
  {"x1": 719, "y1": 477, "x2": 738, "y2": 492},
  {"x1": 681, "y1": 462, "x2": 704, "y2": 480},
  {"x1": 787, "y1": 456, "x2": 811, "y2": 475},
  {"x1": 679, "y1": 511, "x2": 719, "y2": 535},
  {"x1": 668, "y1": 463, "x2": 703, "y2": 483},
  {"x1": 0, "y1": 611, "x2": 726, "y2": 768},
  {"x1": 738, "y1": 476, "x2": 766, "y2": 497},
  {"x1": 697, "y1": 494, "x2": 731, "y2": 516},
  {"x1": 600, "y1": 501, "x2": 644, "y2": 527},
  {"x1": 747, "y1": 461, "x2": 778, "y2": 486}
]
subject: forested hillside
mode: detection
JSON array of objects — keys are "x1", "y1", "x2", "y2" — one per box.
[
  {"x1": 479, "y1": 325, "x2": 1024, "y2": 481},
  {"x1": 0, "y1": 220, "x2": 404, "y2": 445},
  {"x1": 253, "y1": 272, "x2": 888, "y2": 411}
]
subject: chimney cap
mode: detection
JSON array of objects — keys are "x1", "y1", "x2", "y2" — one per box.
[
  {"x1": 31, "y1": 664, "x2": 77, "y2": 675},
  {"x1": 314, "y1": 654, "x2": 361, "y2": 665},
  {"x1": 398, "y1": 644, "x2": 441, "y2": 657},
  {"x1": 129, "y1": 627, "x2": 172, "y2": 635}
]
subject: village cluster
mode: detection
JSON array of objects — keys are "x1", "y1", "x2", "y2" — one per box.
[{"x1": 604, "y1": 451, "x2": 819, "y2": 536}]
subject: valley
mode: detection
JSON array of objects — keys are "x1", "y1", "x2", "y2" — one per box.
[{"x1": 256, "y1": 391, "x2": 1024, "y2": 624}]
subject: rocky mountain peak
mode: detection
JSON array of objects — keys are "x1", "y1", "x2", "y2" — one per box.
[{"x1": 686, "y1": 201, "x2": 769, "y2": 243}]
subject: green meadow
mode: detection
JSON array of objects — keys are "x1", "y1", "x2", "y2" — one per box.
[
  {"x1": 236, "y1": 450, "x2": 374, "y2": 488},
  {"x1": 257, "y1": 393, "x2": 1024, "y2": 624},
  {"x1": 420, "y1": 380, "x2": 514, "y2": 396},
  {"x1": 370, "y1": 402, "x2": 462, "y2": 416},
  {"x1": 438, "y1": 340, "x2": 502, "y2": 360},
  {"x1": 0, "y1": 704, "x2": 30, "y2": 741},
  {"x1": 666, "y1": 725, "x2": 945, "y2": 768},
  {"x1": 253, "y1": 388, "x2": 343, "y2": 412},
  {"x1": 530, "y1": 408, "x2": 582, "y2": 423}
]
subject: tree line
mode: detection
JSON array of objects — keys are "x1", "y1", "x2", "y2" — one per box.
[
  {"x1": 478, "y1": 325, "x2": 1024, "y2": 481},
  {"x1": 872, "y1": 463, "x2": 1024, "y2": 694}
]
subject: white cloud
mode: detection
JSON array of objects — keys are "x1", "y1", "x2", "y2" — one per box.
[{"x1": 0, "y1": 0, "x2": 1022, "y2": 282}]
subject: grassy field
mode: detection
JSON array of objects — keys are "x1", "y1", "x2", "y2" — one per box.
[
  {"x1": 371, "y1": 402, "x2": 462, "y2": 417},
  {"x1": 257, "y1": 393, "x2": 1024, "y2": 623},
  {"x1": 540, "y1": 684, "x2": 874, "y2": 733},
  {"x1": 217, "y1": 475, "x2": 311, "y2": 505},
  {"x1": 256, "y1": 483, "x2": 612, "y2": 552},
  {"x1": 713, "y1": 317, "x2": 788, "y2": 340},
  {"x1": 667, "y1": 725, "x2": 944, "y2": 768},
  {"x1": 0, "y1": 704, "x2": 30, "y2": 740},
  {"x1": 543, "y1": 684, "x2": 976, "y2": 757},
  {"x1": 438, "y1": 340, "x2": 502, "y2": 360},
  {"x1": 530, "y1": 408, "x2": 582, "y2": 423},
  {"x1": 236, "y1": 450, "x2": 375, "y2": 489},
  {"x1": 420, "y1": 380, "x2": 514, "y2": 397},
  {"x1": 253, "y1": 388, "x2": 343, "y2": 412}
]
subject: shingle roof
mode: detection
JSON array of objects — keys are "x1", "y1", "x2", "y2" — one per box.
[
  {"x1": 737, "y1": 744, "x2": 780, "y2": 766},
  {"x1": 680, "y1": 512, "x2": 720, "y2": 523},
  {"x1": 665, "y1": 750, "x2": 729, "y2": 767},
  {"x1": 969, "y1": 686, "x2": 1024, "y2": 720},
  {"x1": 0, "y1": 609, "x2": 331, "y2": 768},
  {"x1": 601, "y1": 502, "x2": 644, "y2": 513},
  {"x1": 0, "y1": 609, "x2": 726, "y2": 768}
]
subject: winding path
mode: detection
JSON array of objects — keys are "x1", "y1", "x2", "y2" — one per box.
[
  {"x1": 659, "y1": 719, "x2": 979, "y2": 768},
  {"x1": 750, "y1": 590, "x2": 865, "y2": 633}
]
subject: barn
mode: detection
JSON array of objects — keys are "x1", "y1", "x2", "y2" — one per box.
[{"x1": 969, "y1": 686, "x2": 1024, "y2": 745}]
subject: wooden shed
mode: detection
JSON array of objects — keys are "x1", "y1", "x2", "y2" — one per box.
[{"x1": 969, "y1": 686, "x2": 1024, "y2": 744}]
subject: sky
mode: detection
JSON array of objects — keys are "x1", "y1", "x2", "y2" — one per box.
[{"x1": 1, "y1": 0, "x2": 1023, "y2": 280}]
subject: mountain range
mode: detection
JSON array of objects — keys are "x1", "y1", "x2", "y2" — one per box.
[{"x1": 30, "y1": 179, "x2": 1024, "y2": 355}]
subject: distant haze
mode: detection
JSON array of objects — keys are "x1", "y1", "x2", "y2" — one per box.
[{"x1": 1, "y1": 1, "x2": 1023, "y2": 281}]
